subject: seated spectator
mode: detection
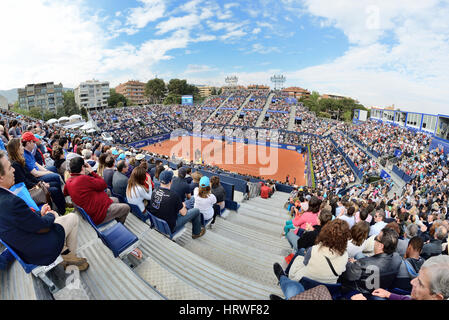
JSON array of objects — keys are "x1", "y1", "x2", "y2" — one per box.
[
  {"x1": 148, "y1": 170, "x2": 205, "y2": 239},
  {"x1": 369, "y1": 210, "x2": 388, "y2": 236},
  {"x1": 112, "y1": 160, "x2": 129, "y2": 198},
  {"x1": 352, "y1": 255, "x2": 449, "y2": 300},
  {"x1": 421, "y1": 226, "x2": 447, "y2": 260},
  {"x1": 126, "y1": 166, "x2": 152, "y2": 214},
  {"x1": 210, "y1": 175, "x2": 226, "y2": 212},
  {"x1": 393, "y1": 236, "x2": 425, "y2": 292},
  {"x1": 7, "y1": 138, "x2": 66, "y2": 215},
  {"x1": 153, "y1": 165, "x2": 165, "y2": 186},
  {"x1": 185, "y1": 167, "x2": 193, "y2": 184},
  {"x1": 170, "y1": 167, "x2": 191, "y2": 203},
  {"x1": 96, "y1": 153, "x2": 108, "y2": 177},
  {"x1": 102, "y1": 155, "x2": 115, "y2": 189},
  {"x1": 260, "y1": 182, "x2": 272, "y2": 199},
  {"x1": 347, "y1": 221, "x2": 371, "y2": 259},
  {"x1": 190, "y1": 171, "x2": 202, "y2": 195},
  {"x1": 0, "y1": 151, "x2": 88, "y2": 270},
  {"x1": 83, "y1": 149, "x2": 98, "y2": 171},
  {"x1": 64, "y1": 157, "x2": 131, "y2": 227},
  {"x1": 340, "y1": 228, "x2": 403, "y2": 295},
  {"x1": 399, "y1": 223, "x2": 419, "y2": 257},
  {"x1": 21, "y1": 132, "x2": 62, "y2": 189},
  {"x1": 285, "y1": 196, "x2": 322, "y2": 249},
  {"x1": 52, "y1": 146, "x2": 66, "y2": 178},
  {"x1": 282, "y1": 219, "x2": 351, "y2": 283},
  {"x1": 193, "y1": 176, "x2": 217, "y2": 223},
  {"x1": 338, "y1": 206, "x2": 357, "y2": 229}
]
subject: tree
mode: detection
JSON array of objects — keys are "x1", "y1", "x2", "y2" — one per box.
[
  {"x1": 29, "y1": 107, "x2": 43, "y2": 119},
  {"x1": 80, "y1": 106, "x2": 88, "y2": 121},
  {"x1": 211, "y1": 87, "x2": 217, "y2": 95},
  {"x1": 43, "y1": 110, "x2": 56, "y2": 121},
  {"x1": 163, "y1": 93, "x2": 181, "y2": 105},
  {"x1": 63, "y1": 90, "x2": 80, "y2": 116},
  {"x1": 107, "y1": 89, "x2": 128, "y2": 108},
  {"x1": 145, "y1": 78, "x2": 166, "y2": 103}
]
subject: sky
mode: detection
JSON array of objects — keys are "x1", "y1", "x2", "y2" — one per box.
[{"x1": 0, "y1": 0, "x2": 448, "y2": 114}]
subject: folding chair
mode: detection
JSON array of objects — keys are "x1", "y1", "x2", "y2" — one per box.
[
  {"x1": 74, "y1": 205, "x2": 139, "y2": 259},
  {"x1": 147, "y1": 211, "x2": 185, "y2": 241},
  {"x1": 0, "y1": 239, "x2": 63, "y2": 293}
]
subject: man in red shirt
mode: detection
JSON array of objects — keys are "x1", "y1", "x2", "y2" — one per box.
[
  {"x1": 64, "y1": 157, "x2": 130, "y2": 225},
  {"x1": 260, "y1": 183, "x2": 271, "y2": 199}
]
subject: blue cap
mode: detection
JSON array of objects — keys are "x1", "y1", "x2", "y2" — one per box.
[
  {"x1": 117, "y1": 153, "x2": 126, "y2": 160},
  {"x1": 34, "y1": 134, "x2": 43, "y2": 140},
  {"x1": 159, "y1": 170, "x2": 174, "y2": 184},
  {"x1": 112, "y1": 149, "x2": 119, "y2": 155},
  {"x1": 199, "y1": 176, "x2": 210, "y2": 187}
]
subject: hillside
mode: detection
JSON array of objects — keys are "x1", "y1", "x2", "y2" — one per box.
[{"x1": 0, "y1": 87, "x2": 73, "y2": 104}]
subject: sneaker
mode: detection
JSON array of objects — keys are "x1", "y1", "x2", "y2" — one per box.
[
  {"x1": 192, "y1": 227, "x2": 206, "y2": 239},
  {"x1": 273, "y1": 262, "x2": 286, "y2": 282},
  {"x1": 62, "y1": 261, "x2": 89, "y2": 272}
]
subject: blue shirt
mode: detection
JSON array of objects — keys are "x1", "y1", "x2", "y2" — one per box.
[{"x1": 24, "y1": 149, "x2": 39, "y2": 172}]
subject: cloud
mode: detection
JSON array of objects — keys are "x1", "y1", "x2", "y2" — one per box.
[
  {"x1": 252, "y1": 27, "x2": 262, "y2": 34},
  {"x1": 250, "y1": 43, "x2": 281, "y2": 54},
  {"x1": 126, "y1": 0, "x2": 165, "y2": 30}
]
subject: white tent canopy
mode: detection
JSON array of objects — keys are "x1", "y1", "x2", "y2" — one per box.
[
  {"x1": 87, "y1": 128, "x2": 97, "y2": 133},
  {"x1": 58, "y1": 116, "x2": 70, "y2": 122},
  {"x1": 69, "y1": 114, "x2": 82, "y2": 121},
  {"x1": 46, "y1": 118, "x2": 58, "y2": 124},
  {"x1": 80, "y1": 122, "x2": 94, "y2": 130}
]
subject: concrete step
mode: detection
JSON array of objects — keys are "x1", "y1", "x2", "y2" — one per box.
[
  {"x1": 136, "y1": 229, "x2": 282, "y2": 299},
  {"x1": 225, "y1": 211, "x2": 284, "y2": 238},
  {"x1": 77, "y1": 239, "x2": 165, "y2": 300},
  {"x1": 255, "y1": 93, "x2": 275, "y2": 127},
  {"x1": 238, "y1": 203, "x2": 288, "y2": 225},
  {"x1": 176, "y1": 224, "x2": 286, "y2": 287}
]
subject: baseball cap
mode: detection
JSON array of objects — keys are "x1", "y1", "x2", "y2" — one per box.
[
  {"x1": 117, "y1": 153, "x2": 126, "y2": 160},
  {"x1": 34, "y1": 134, "x2": 43, "y2": 140},
  {"x1": 135, "y1": 154, "x2": 145, "y2": 160},
  {"x1": 159, "y1": 170, "x2": 174, "y2": 184},
  {"x1": 112, "y1": 149, "x2": 119, "y2": 155},
  {"x1": 21, "y1": 132, "x2": 39, "y2": 142},
  {"x1": 199, "y1": 176, "x2": 210, "y2": 188},
  {"x1": 305, "y1": 195, "x2": 312, "y2": 201}
]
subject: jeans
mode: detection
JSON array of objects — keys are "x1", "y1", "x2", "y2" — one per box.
[
  {"x1": 45, "y1": 165, "x2": 58, "y2": 174},
  {"x1": 174, "y1": 208, "x2": 202, "y2": 235},
  {"x1": 38, "y1": 172, "x2": 62, "y2": 189},
  {"x1": 48, "y1": 186, "x2": 67, "y2": 215},
  {"x1": 285, "y1": 248, "x2": 306, "y2": 275},
  {"x1": 279, "y1": 275, "x2": 305, "y2": 300},
  {"x1": 286, "y1": 230, "x2": 299, "y2": 251}
]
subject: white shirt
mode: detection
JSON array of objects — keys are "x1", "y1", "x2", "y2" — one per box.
[
  {"x1": 126, "y1": 185, "x2": 152, "y2": 213},
  {"x1": 338, "y1": 215, "x2": 356, "y2": 229},
  {"x1": 193, "y1": 187, "x2": 217, "y2": 220},
  {"x1": 369, "y1": 221, "x2": 387, "y2": 237}
]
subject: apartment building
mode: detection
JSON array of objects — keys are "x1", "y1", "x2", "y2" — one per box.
[
  {"x1": 17, "y1": 82, "x2": 64, "y2": 112},
  {"x1": 75, "y1": 80, "x2": 110, "y2": 110},
  {"x1": 115, "y1": 80, "x2": 148, "y2": 105}
]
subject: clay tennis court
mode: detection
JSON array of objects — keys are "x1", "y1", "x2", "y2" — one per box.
[{"x1": 141, "y1": 136, "x2": 306, "y2": 185}]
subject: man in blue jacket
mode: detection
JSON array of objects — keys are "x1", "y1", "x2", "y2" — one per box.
[{"x1": 0, "y1": 151, "x2": 88, "y2": 270}]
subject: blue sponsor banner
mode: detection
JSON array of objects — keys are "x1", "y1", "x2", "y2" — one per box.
[
  {"x1": 429, "y1": 137, "x2": 449, "y2": 155},
  {"x1": 243, "y1": 108, "x2": 262, "y2": 112},
  {"x1": 285, "y1": 98, "x2": 297, "y2": 104},
  {"x1": 394, "y1": 149, "x2": 403, "y2": 157},
  {"x1": 380, "y1": 169, "x2": 391, "y2": 180},
  {"x1": 220, "y1": 107, "x2": 237, "y2": 110},
  {"x1": 266, "y1": 110, "x2": 289, "y2": 113}
]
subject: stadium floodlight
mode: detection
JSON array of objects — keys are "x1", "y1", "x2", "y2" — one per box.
[
  {"x1": 270, "y1": 75, "x2": 286, "y2": 91},
  {"x1": 225, "y1": 76, "x2": 238, "y2": 87}
]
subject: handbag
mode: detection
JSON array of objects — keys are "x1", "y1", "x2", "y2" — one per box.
[{"x1": 29, "y1": 181, "x2": 52, "y2": 206}]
